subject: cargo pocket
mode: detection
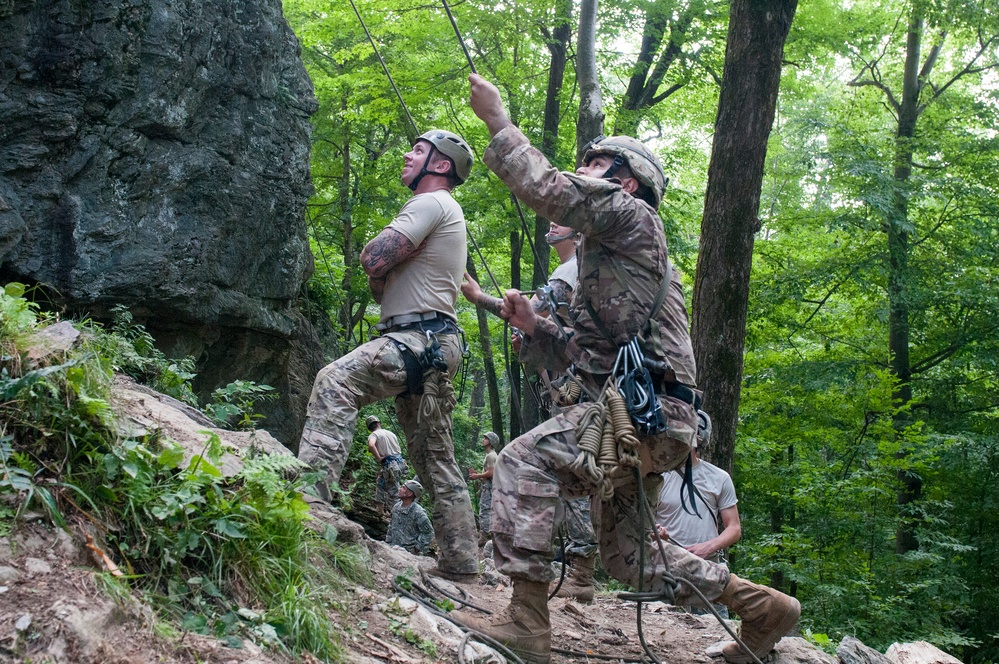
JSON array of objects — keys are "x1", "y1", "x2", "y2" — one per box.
[{"x1": 512, "y1": 473, "x2": 561, "y2": 553}]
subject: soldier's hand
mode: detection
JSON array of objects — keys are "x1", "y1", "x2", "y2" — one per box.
[
  {"x1": 657, "y1": 524, "x2": 670, "y2": 541},
  {"x1": 460, "y1": 272, "x2": 482, "y2": 304},
  {"x1": 685, "y1": 542, "x2": 715, "y2": 559},
  {"x1": 469, "y1": 74, "x2": 513, "y2": 137},
  {"x1": 500, "y1": 289, "x2": 537, "y2": 335}
]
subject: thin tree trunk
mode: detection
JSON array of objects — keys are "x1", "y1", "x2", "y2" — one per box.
[
  {"x1": 690, "y1": 0, "x2": 797, "y2": 474},
  {"x1": 614, "y1": 2, "x2": 693, "y2": 136},
  {"x1": 575, "y1": 0, "x2": 603, "y2": 166},
  {"x1": 466, "y1": 256, "x2": 504, "y2": 438},
  {"x1": 509, "y1": 229, "x2": 523, "y2": 440},
  {"x1": 891, "y1": 11, "x2": 923, "y2": 555}
]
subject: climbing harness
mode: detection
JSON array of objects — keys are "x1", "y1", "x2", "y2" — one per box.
[{"x1": 569, "y1": 261, "x2": 676, "y2": 499}]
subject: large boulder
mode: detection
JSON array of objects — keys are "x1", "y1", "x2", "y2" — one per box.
[{"x1": 0, "y1": 0, "x2": 323, "y2": 446}]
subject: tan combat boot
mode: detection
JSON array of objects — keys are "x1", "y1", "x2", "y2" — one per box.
[
  {"x1": 554, "y1": 555, "x2": 595, "y2": 603},
  {"x1": 717, "y1": 574, "x2": 801, "y2": 663},
  {"x1": 454, "y1": 578, "x2": 551, "y2": 664}
]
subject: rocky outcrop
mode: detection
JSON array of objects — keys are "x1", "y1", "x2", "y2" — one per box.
[{"x1": 0, "y1": 0, "x2": 322, "y2": 446}]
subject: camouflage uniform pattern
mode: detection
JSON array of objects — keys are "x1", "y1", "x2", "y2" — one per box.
[
  {"x1": 298, "y1": 329, "x2": 478, "y2": 575},
  {"x1": 376, "y1": 456, "x2": 409, "y2": 509},
  {"x1": 481, "y1": 125, "x2": 729, "y2": 603},
  {"x1": 479, "y1": 478, "x2": 493, "y2": 532},
  {"x1": 386, "y1": 500, "x2": 435, "y2": 555},
  {"x1": 478, "y1": 449, "x2": 498, "y2": 533}
]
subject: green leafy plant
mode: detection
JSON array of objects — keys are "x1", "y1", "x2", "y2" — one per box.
[
  {"x1": 0, "y1": 287, "x2": 353, "y2": 660},
  {"x1": 204, "y1": 380, "x2": 277, "y2": 430}
]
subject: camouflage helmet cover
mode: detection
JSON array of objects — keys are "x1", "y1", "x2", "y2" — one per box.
[
  {"x1": 365, "y1": 414, "x2": 380, "y2": 428},
  {"x1": 418, "y1": 129, "x2": 474, "y2": 183},
  {"x1": 483, "y1": 431, "x2": 499, "y2": 447},
  {"x1": 583, "y1": 135, "x2": 667, "y2": 208},
  {"x1": 403, "y1": 479, "x2": 424, "y2": 499}
]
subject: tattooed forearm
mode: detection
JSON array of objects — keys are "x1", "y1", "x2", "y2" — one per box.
[
  {"x1": 361, "y1": 229, "x2": 418, "y2": 278},
  {"x1": 478, "y1": 294, "x2": 504, "y2": 317},
  {"x1": 550, "y1": 279, "x2": 573, "y2": 309}
]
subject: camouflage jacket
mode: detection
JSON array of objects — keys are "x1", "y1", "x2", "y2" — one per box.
[
  {"x1": 386, "y1": 501, "x2": 434, "y2": 554},
  {"x1": 483, "y1": 127, "x2": 696, "y2": 387}
]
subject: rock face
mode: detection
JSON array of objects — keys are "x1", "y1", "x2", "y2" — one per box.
[{"x1": 0, "y1": 0, "x2": 322, "y2": 446}]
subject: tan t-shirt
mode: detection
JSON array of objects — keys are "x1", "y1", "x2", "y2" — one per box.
[
  {"x1": 482, "y1": 450, "x2": 498, "y2": 473},
  {"x1": 371, "y1": 429, "x2": 402, "y2": 458},
  {"x1": 380, "y1": 190, "x2": 467, "y2": 324}
]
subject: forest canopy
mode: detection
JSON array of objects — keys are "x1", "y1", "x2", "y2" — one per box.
[{"x1": 282, "y1": 0, "x2": 999, "y2": 660}]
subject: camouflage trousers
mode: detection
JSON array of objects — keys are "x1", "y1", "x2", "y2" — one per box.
[
  {"x1": 490, "y1": 395, "x2": 730, "y2": 603},
  {"x1": 478, "y1": 479, "x2": 493, "y2": 533},
  {"x1": 562, "y1": 497, "x2": 598, "y2": 559},
  {"x1": 298, "y1": 330, "x2": 478, "y2": 575},
  {"x1": 375, "y1": 456, "x2": 408, "y2": 509}
]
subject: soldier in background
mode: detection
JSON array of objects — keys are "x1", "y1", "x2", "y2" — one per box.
[
  {"x1": 386, "y1": 479, "x2": 435, "y2": 556},
  {"x1": 365, "y1": 415, "x2": 408, "y2": 515},
  {"x1": 456, "y1": 73, "x2": 800, "y2": 664},
  {"x1": 468, "y1": 431, "x2": 499, "y2": 546},
  {"x1": 297, "y1": 130, "x2": 479, "y2": 581}
]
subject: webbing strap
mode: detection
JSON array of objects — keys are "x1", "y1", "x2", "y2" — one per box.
[{"x1": 389, "y1": 338, "x2": 426, "y2": 398}]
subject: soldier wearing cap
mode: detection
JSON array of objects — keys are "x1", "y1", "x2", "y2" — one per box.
[
  {"x1": 456, "y1": 74, "x2": 800, "y2": 664},
  {"x1": 297, "y1": 130, "x2": 479, "y2": 580},
  {"x1": 365, "y1": 415, "x2": 408, "y2": 513},
  {"x1": 468, "y1": 431, "x2": 499, "y2": 546},
  {"x1": 386, "y1": 479, "x2": 435, "y2": 556}
]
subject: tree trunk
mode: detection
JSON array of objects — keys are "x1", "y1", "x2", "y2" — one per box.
[
  {"x1": 891, "y1": 11, "x2": 923, "y2": 555},
  {"x1": 509, "y1": 229, "x2": 524, "y2": 440},
  {"x1": 466, "y1": 256, "x2": 504, "y2": 438},
  {"x1": 614, "y1": 2, "x2": 693, "y2": 136},
  {"x1": 574, "y1": 0, "x2": 603, "y2": 166},
  {"x1": 690, "y1": 0, "x2": 797, "y2": 473}
]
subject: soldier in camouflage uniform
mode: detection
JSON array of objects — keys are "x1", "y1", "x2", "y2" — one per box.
[
  {"x1": 386, "y1": 479, "x2": 435, "y2": 556},
  {"x1": 456, "y1": 74, "x2": 800, "y2": 664},
  {"x1": 297, "y1": 130, "x2": 479, "y2": 579}
]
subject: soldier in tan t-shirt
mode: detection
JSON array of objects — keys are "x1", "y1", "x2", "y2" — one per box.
[{"x1": 297, "y1": 130, "x2": 479, "y2": 581}]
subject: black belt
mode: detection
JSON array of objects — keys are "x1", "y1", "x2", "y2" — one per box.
[{"x1": 384, "y1": 315, "x2": 458, "y2": 336}]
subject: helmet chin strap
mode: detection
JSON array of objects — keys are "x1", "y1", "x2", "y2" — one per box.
[
  {"x1": 407, "y1": 145, "x2": 438, "y2": 192},
  {"x1": 600, "y1": 154, "x2": 627, "y2": 180}
]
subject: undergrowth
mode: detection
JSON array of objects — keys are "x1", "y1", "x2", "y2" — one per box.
[{"x1": 0, "y1": 283, "x2": 366, "y2": 662}]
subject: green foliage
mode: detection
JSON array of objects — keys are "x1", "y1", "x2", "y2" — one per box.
[
  {"x1": 204, "y1": 380, "x2": 278, "y2": 430},
  {"x1": 98, "y1": 305, "x2": 198, "y2": 406},
  {"x1": 0, "y1": 288, "x2": 356, "y2": 661}
]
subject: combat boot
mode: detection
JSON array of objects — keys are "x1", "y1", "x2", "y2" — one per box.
[
  {"x1": 554, "y1": 555, "x2": 595, "y2": 603},
  {"x1": 454, "y1": 578, "x2": 551, "y2": 664},
  {"x1": 717, "y1": 574, "x2": 801, "y2": 663}
]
